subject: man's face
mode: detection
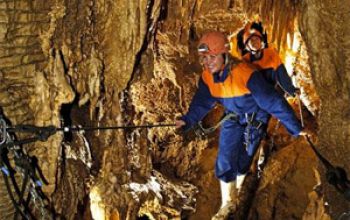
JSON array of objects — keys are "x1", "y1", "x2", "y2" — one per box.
[
  {"x1": 247, "y1": 35, "x2": 263, "y2": 52},
  {"x1": 199, "y1": 53, "x2": 225, "y2": 74}
]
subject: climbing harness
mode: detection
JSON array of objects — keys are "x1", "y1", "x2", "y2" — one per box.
[
  {"x1": 191, "y1": 111, "x2": 264, "y2": 143},
  {"x1": 244, "y1": 112, "x2": 264, "y2": 147},
  {"x1": 192, "y1": 112, "x2": 239, "y2": 137},
  {"x1": 305, "y1": 136, "x2": 350, "y2": 202},
  {"x1": 0, "y1": 113, "x2": 176, "y2": 219}
]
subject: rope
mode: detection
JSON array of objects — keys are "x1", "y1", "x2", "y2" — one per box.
[
  {"x1": 5, "y1": 123, "x2": 177, "y2": 134},
  {"x1": 0, "y1": 123, "x2": 177, "y2": 147},
  {"x1": 56, "y1": 123, "x2": 177, "y2": 132},
  {"x1": 305, "y1": 136, "x2": 350, "y2": 201},
  {"x1": 305, "y1": 136, "x2": 333, "y2": 169}
]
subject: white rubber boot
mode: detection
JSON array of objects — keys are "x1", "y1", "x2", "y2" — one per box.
[
  {"x1": 211, "y1": 181, "x2": 237, "y2": 220},
  {"x1": 236, "y1": 173, "x2": 246, "y2": 193},
  {"x1": 220, "y1": 181, "x2": 234, "y2": 208}
]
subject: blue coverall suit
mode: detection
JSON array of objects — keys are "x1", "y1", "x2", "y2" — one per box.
[{"x1": 181, "y1": 61, "x2": 302, "y2": 182}]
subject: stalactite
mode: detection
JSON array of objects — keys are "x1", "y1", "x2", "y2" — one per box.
[{"x1": 242, "y1": 0, "x2": 299, "y2": 51}]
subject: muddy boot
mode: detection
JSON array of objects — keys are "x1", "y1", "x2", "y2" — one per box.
[
  {"x1": 235, "y1": 173, "x2": 248, "y2": 209},
  {"x1": 236, "y1": 174, "x2": 246, "y2": 193},
  {"x1": 211, "y1": 181, "x2": 238, "y2": 220}
]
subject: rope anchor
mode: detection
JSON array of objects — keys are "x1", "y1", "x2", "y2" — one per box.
[
  {"x1": 305, "y1": 136, "x2": 350, "y2": 202},
  {"x1": 0, "y1": 115, "x2": 176, "y2": 219}
]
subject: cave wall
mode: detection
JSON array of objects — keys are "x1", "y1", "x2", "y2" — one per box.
[
  {"x1": 0, "y1": 0, "x2": 199, "y2": 219},
  {"x1": 0, "y1": 0, "x2": 74, "y2": 218},
  {"x1": 0, "y1": 0, "x2": 157, "y2": 218},
  {"x1": 299, "y1": 0, "x2": 350, "y2": 217}
]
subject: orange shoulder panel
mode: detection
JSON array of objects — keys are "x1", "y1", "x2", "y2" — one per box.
[
  {"x1": 254, "y1": 48, "x2": 282, "y2": 71},
  {"x1": 201, "y1": 63, "x2": 256, "y2": 98},
  {"x1": 231, "y1": 62, "x2": 256, "y2": 96},
  {"x1": 242, "y1": 53, "x2": 251, "y2": 62}
]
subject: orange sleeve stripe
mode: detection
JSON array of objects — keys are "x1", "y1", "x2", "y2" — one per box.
[{"x1": 202, "y1": 63, "x2": 255, "y2": 98}]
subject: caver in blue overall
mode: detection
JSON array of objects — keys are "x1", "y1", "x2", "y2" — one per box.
[
  {"x1": 181, "y1": 59, "x2": 302, "y2": 182},
  {"x1": 243, "y1": 47, "x2": 296, "y2": 97}
]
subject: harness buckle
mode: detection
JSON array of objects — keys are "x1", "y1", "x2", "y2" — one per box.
[{"x1": 245, "y1": 112, "x2": 256, "y2": 124}]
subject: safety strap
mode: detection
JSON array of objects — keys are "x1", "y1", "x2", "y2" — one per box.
[
  {"x1": 193, "y1": 112, "x2": 239, "y2": 137},
  {"x1": 193, "y1": 111, "x2": 266, "y2": 138}
]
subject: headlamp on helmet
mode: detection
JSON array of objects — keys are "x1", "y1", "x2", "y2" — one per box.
[
  {"x1": 197, "y1": 31, "x2": 229, "y2": 55},
  {"x1": 198, "y1": 43, "x2": 210, "y2": 53}
]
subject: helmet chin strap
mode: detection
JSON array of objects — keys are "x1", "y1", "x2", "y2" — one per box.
[{"x1": 224, "y1": 53, "x2": 229, "y2": 65}]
